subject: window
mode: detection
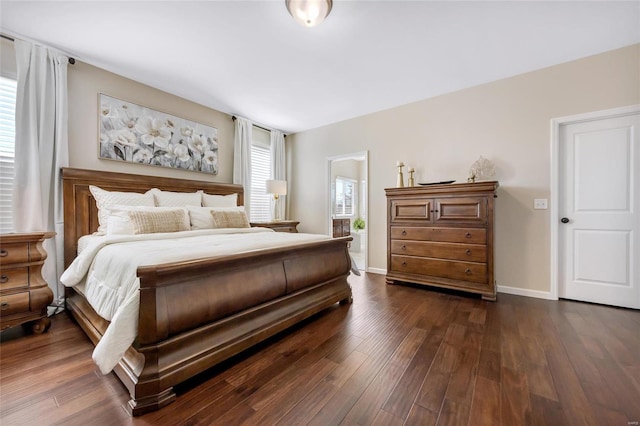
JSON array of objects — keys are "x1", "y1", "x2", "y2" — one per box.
[
  {"x1": 334, "y1": 176, "x2": 355, "y2": 216},
  {"x1": 250, "y1": 127, "x2": 272, "y2": 222},
  {"x1": 0, "y1": 76, "x2": 17, "y2": 233}
]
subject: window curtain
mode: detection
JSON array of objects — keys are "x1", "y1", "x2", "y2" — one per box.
[
  {"x1": 233, "y1": 117, "x2": 252, "y2": 218},
  {"x1": 13, "y1": 40, "x2": 69, "y2": 304},
  {"x1": 270, "y1": 130, "x2": 286, "y2": 220}
]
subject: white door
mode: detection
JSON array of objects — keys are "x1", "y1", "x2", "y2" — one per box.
[{"x1": 558, "y1": 112, "x2": 640, "y2": 309}]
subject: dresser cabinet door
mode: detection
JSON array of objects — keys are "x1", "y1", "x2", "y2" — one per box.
[
  {"x1": 390, "y1": 199, "x2": 434, "y2": 222},
  {"x1": 434, "y1": 197, "x2": 487, "y2": 225}
]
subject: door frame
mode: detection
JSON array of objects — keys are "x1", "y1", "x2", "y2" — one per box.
[
  {"x1": 550, "y1": 104, "x2": 640, "y2": 301},
  {"x1": 327, "y1": 151, "x2": 369, "y2": 271}
]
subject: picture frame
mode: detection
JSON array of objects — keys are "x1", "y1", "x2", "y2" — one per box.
[{"x1": 98, "y1": 93, "x2": 219, "y2": 175}]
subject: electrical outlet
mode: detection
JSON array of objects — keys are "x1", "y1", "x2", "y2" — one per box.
[{"x1": 534, "y1": 198, "x2": 548, "y2": 210}]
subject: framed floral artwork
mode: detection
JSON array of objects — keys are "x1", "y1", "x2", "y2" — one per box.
[{"x1": 98, "y1": 94, "x2": 219, "y2": 174}]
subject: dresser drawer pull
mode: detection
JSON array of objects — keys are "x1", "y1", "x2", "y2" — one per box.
[
  {"x1": 465, "y1": 232, "x2": 472, "y2": 238},
  {"x1": 401, "y1": 245, "x2": 406, "y2": 251},
  {"x1": 402, "y1": 261, "x2": 407, "y2": 266},
  {"x1": 465, "y1": 249, "x2": 471, "y2": 256},
  {"x1": 465, "y1": 268, "x2": 472, "y2": 275},
  {"x1": 401, "y1": 230, "x2": 407, "y2": 236},
  {"x1": 0, "y1": 249, "x2": 7, "y2": 257},
  {"x1": 0, "y1": 275, "x2": 7, "y2": 283},
  {"x1": 1, "y1": 301, "x2": 8, "y2": 310}
]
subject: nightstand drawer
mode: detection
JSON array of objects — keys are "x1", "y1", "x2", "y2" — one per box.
[
  {"x1": 0, "y1": 292, "x2": 30, "y2": 316},
  {"x1": 0, "y1": 267, "x2": 29, "y2": 290},
  {"x1": 0, "y1": 243, "x2": 30, "y2": 266}
]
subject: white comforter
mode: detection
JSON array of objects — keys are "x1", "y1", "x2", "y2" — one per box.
[{"x1": 61, "y1": 228, "x2": 329, "y2": 374}]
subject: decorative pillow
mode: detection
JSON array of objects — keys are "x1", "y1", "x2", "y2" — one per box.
[
  {"x1": 187, "y1": 206, "x2": 245, "y2": 230},
  {"x1": 128, "y1": 209, "x2": 190, "y2": 234},
  {"x1": 202, "y1": 192, "x2": 238, "y2": 208},
  {"x1": 210, "y1": 209, "x2": 250, "y2": 229},
  {"x1": 90, "y1": 185, "x2": 155, "y2": 234},
  {"x1": 150, "y1": 188, "x2": 203, "y2": 207},
  {"x1": 107, "y1": 206, "x2": 190, "y2": 235}
]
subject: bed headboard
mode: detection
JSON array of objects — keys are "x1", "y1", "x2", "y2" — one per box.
[{"x1": 61, "y1": 167, "x2": 244, "y2": 268}]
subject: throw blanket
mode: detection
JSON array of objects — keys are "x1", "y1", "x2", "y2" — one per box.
[{"x1": 61, "y1": 228, "x2": 331, "y2": 374}]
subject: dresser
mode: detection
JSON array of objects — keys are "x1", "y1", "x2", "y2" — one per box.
[
  {"x1": 332, "y1": 218, "x2": 351, "y2": 238},
  {"x1": 250, "y1": 220, "x2": 299, "y2": 233},
  {"x1": 385, "y1": 181, "x2": 498, "y2": 301},
  {"x1": 0, "y1": 232, "x2": 55, "y2": 333}
]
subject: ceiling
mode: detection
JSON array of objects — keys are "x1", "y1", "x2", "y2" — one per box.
[{"x1": 1, "y1": 1, "x2": 639, "y2": 134}]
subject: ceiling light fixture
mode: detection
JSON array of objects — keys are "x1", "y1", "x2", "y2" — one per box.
[{"x1": 285, "y1": 0, "x2": 333, "y2": 28}]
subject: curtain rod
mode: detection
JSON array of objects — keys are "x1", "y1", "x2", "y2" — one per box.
[
  {"x1": 1, "y1": 34, "x2": 76, "y2": 64},
  {"x1": 231, "y1": 115, "x2": 286, "y2": 137}
]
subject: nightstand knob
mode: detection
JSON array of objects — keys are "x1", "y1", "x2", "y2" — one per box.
[
  {"x1": 465, "y1": 268, "x2": 472, "y2": 275},
  {"x1": 0, "y1": 275, "x2": 7, "y2": 283},
  {"x1": 0, "y1": 249, "x2": 7, "y2": 257},
  {"x1": 1, "y1": 302, "x2": 8, "y2": 310}
]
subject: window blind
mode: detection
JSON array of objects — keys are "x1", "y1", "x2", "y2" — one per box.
[
  {"x1": 250, "y1": 144, "x2": 272, "y2": 222},
  {"x1": 0, "y1": 76, "x2": 16, "y2": 233},
  {"x1": 334, "y1": 177, "x2": 355, "y2": 216}
]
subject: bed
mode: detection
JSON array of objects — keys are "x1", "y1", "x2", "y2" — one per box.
[{"x1": 61, "y1": 167, "x2": 353, "y2": 416}]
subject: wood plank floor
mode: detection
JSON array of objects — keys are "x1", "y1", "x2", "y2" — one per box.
[{"x1": 1, "y1": 273, "x2": 639, "y2": 425}]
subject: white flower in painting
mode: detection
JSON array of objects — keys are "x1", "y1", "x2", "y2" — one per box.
[
  {"x1": 202, "y1": 150, "x2": 217, "y2": 165},
  {"x1": 167, "y1": 143, "x2": 190, "y2": 162},
  {"x1": 112, "y1": 129, "x2": 137, "y2": 148},
  {"x1": 181, "y1": 126, "x2": 194, "y2": 138},
  {"x1": 208, "y1": 137, "x2": 218, "y2": 151},
  {"x1": 133, "y1": 148, "x2": 153, "y2": 163},
  {"x1": 135, "y1": 117, "x2": 171, "y2": 148},
  {"x1": 100, "y1": 133, "x2": 109, "y2": 145},
  {"x1": 188, "y1": 134, "x2": 208, "y2": 155}
]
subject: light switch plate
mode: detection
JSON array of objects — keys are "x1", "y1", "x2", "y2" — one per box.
[{"x1": 534, "y1": 198, "x2": 548, "y2": 209}]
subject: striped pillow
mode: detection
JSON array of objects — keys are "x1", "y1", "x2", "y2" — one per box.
[
  {"x1": 210, "y1": 209, "x2": 250, "y2": 229},
  {"x1": 128, "y1": 209, "x2": 190, "y2": 234}
]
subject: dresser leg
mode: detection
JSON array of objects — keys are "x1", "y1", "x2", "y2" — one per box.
[
  {"x1": 31, "y1": 317, "x2": 51, "y2": 334},
  {"x1": 385, "y1": 278, "x2": 396, "y2": 285},
  {"x1": 481, "y1": 293, "x2": 497, "y2": 302}
]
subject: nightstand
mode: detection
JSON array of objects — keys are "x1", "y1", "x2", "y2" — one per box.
[
  {"x1": 0, "y1": 232, "x2": 55, "y2": 333},
  {"x1": 250, "y1": 220, "x2": 300, "y2": 233}
]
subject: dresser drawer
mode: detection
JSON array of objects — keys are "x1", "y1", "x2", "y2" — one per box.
[
  {"x1": 0, "y1": 243, "x2": 30, "y2": 266},
  {"x1": 391, "y1": 255, "x2": 487, "y2": 284},
  {"x1": 390, "y1": 226, "x2": 486, "y2": 244},
  {"x1": 0, "y1": 267, "x2": 29, "y2": 290},
  {"x1": 390, "y1": 240, "x2": 486, "y2": 262},
  {"x1": 0, "y1": 292, "x2": 30, "y2": 316}
]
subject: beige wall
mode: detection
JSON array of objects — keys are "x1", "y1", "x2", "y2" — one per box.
[
  {"x1": 289, "y1": 44, "x2": 640, "y2": 295},
  {"x1": 68, "y1": 61, "x2": 235, "y2": 183}
]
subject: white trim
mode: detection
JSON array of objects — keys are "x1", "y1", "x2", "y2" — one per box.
[
  {"x1": 497, "y1": 285, "x2": 554, "y2": 300},
  {"x1": 366, "y1": 267, "x2": 387, "y2": 275},
  {"x1": 549, "y1": 104, "x2": 640, "y2": 302}
]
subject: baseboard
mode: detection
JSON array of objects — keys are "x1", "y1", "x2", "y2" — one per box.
[
  {"x1": 497, "y1": 285, "x2": 555, "y2": 300},
  {"x1": 366, "y1": 267, "x2": 387, "y2": 275}
]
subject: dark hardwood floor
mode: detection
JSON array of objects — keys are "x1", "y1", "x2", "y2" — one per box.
[{"x1": 1, "y1": 273, "x2": 639, "y2": 425}]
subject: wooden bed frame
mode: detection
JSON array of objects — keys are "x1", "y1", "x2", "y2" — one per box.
[{"x1": 61, "y1": 167, "x2": 353, "y2": 416}]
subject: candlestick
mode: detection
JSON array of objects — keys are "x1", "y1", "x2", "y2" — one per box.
[{"x1": 396, "y1": 162, "x2": 405, "y2": 188}]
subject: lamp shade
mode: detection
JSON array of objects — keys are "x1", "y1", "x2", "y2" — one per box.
[
  {"x1": 285, "y1": 0, "x2": 333, "y2": 28},
  {"x1": 265, "y1": 179, "x2": 287, "y2": 196}
]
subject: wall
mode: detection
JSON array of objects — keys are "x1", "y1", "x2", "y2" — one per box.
[
  {"x1": 68, "y1": 61, "x2": 235, "y2": 183},
  {"x1": 289, "y1": 44, "x2": 640, "y2": 295}
]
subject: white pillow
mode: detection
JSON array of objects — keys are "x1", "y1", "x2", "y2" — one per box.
[
  {"x1": 187, "y1": 206, "x2": 245, "y2": 230},
  {"x1": 107, "y1": 206, "x2": 190, "y2": 235},
  {"x1": 150, "y1": 188, "x2": 203, "y2": 207},
  {"x1": 90, "y1": 185, "x2": 156, "y2": 234},
  {"x1": 202, "y1": 192, "x2": 238, "y2": 208}
]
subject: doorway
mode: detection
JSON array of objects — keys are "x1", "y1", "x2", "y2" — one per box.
[
  {"x1": 551, "y1": 105, "x2": 640, "y2": 309},
  {"x1": 327, "y1": 151, "x2": 368, "y2": 272}
]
